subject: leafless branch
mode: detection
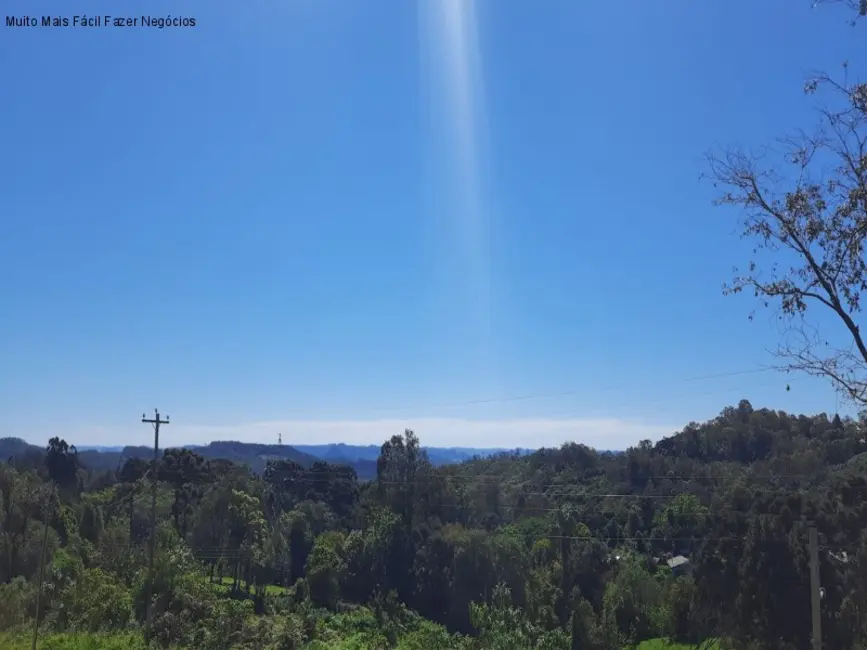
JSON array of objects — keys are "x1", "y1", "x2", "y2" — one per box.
[
  {"x1": 709, "y1": 68, "x2": 867, "y2": 404},
  {"x1": 813, "y1": 0, "x2": 867, "y2": 25}
]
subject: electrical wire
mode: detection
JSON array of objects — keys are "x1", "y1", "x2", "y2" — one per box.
[{"x1": 349, "y1": 365, "x2": 786, "y2": 415}]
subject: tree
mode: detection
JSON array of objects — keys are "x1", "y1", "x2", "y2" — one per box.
[
  {"x1": 227, "y1": 489, "x2": 266, "y2": 591},
  {"x1": 118, "y1": 457, "x2": 149, "y2": 484},
  {"x1": 305, "y1": 531, "x2": 346, "y2": 608},
  {"x1": 45, "y1": 437, "x2": 79, "y2": 493},
  {"x1": 708, "y1": 68, "x2": 867, "y2": 404},
  {"x1": 160, "y1": 449, "x2": 208, "y2": 537},
  {"x1": 468, "y1": 583, "x2": 565, "y2": 650},
  {"x1": 377, "y1": 429, "x2": 430, "y2": 528},
  {"x1": 601, "y1": 556, "x2": 663, "y2": 648},
  {"x1": 555, "y1": 505, "x2": 578, "y2": 625},
  {"x1": 815, "y1": 0, "x2": 867, "y2": 24},
  {"x1": 0, "y1": 464, "x2": 52, "y2": 582}
]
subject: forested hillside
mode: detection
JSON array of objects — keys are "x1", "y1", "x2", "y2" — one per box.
[
  {"x1": 292, "y1": 444, "x2": 536, "y2": 468},
  {"x1": 3, "y1": 400, "x2": 867, "y2": 649},
  {"x1": 0, "y1": 439, "x2": 322, "y2": 476},
  {"x1": 0, "y1": 439, "x2": 534, "y2": 481}
]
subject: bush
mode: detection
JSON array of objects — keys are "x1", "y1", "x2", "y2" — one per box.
[
  {"x1": 41, "y1": 632, "x2": 149, "y2": 650},
  {"x1": 0, "y1": 577, "x2": 36, "y2": 631},
  {"x1": 56, "y1": 568, "x2": 133, "y2": 632},
  {"x1": 234, "y1": 613, "x2": 310, "y2": 650},
  {"x1": 0, "y1": 632, "x2": 148, "y2": 650}
]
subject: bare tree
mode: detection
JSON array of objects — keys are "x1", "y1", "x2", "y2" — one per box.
[{"x1": 707, "y1": 65, "x2": 867, "y2": 403}]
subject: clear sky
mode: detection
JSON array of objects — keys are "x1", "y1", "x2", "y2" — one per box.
[{"x1": 1, "y1": 0, "x2": 863, "y2": 450}]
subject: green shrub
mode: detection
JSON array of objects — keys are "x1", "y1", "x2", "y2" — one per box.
[
  {"x1": 56, "y1": 568, "x2": 133, "y2": 632},
  {"x1": 0, "y1": 577, "x2": 36, "y2": 632},
  {"x1": 0, "y1": 632, "x2": 148, "y2": 650}
]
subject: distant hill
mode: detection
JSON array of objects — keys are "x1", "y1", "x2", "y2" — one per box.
[
  {"x1": 77, "y1": 446, "x2": 152, "y2": 472},
  {"x1": 293, "y1": 444, "x2": 382, "y2": 464},
  {"x1": 75, "y1": 445, "x2": 126, "y2": 452},
  {"x1": 193, "y1": 441, "x2": 319, "y2": 473},
  {"x1": 0, "y1": 437, "x2": 42, "y2": 461},
  {"x1": 293, "y1": 444, "x2": 537, "y2": 467},
  {"x1": 426, "y1": 446, "x2": 537, "y2": 465},
  {"x1": 75, "y1": 444, "x2": 205, "y2": 453},
  {"x1": 0, "y1": 438, "x2": 319, "y2": 476},
  {"x1": 1, "y1": 437, "x2": 601, "y2": 481}
]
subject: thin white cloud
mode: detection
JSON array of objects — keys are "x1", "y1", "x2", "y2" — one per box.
[{"x1": 46, "y1": 417, "x2": 677, "y2": 451}]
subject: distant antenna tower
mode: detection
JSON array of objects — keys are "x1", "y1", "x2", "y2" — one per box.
[{"x1": 278, "y1": 432, "x2": 282, "y2": 447}]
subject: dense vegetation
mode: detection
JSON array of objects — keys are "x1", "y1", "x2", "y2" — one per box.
[
  {"x1": 0, "y1": 438, "x2": 321, "y2": 478},
  {"x1": 0, "y1": 439, "x2": 536, "y2": 482},
  {"x1": 3, "y1": 400, "x2": 867, "y2": 649}
]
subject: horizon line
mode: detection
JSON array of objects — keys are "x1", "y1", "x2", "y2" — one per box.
[{"x1": 4, "y1": 415, "x2": 674, "y2": 451}]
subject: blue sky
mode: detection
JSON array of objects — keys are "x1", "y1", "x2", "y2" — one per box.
[{"x1": 1, "y1": 0, "x2": 863, "y2": 449}]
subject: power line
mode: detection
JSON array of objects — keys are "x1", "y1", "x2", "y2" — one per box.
[
  {"x1": 316, "y1": 365, "x2": 785, "y2": 418},
  {"x1": 810, "y1": 523, "x2": 822, "y2": 650},
  {"x1": 87, "y1": 531, "x2": 796, "y2": 557},
  {"x1": 120, "y1": 457, "x2": 867, "y2": 500},
  {"x1": 255, "y1": 469, "x2": 856, "y2": 482},
  {"x1": 31, "y1": 486, "x2": 56, "y2": 650},
  {"x1": 59, "y1": 366, "x2": 798, "y2": 458},
  {"x1": 224, "y1": 372, "x2": 794, "y2": 451},
  {"x1": 95, "y1": 482, "x2": 858, "y2": 547}
]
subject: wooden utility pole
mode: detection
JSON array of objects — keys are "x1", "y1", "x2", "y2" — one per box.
[
  {"x1": 142, "y1": 408, "x2": 169, "y2": 627},
  {"x1": 31, "y1": 487, "x2": 55, "y2": 650},
  {"x1": 809, "y1": 523, "x2": 822, "y2": 650}
]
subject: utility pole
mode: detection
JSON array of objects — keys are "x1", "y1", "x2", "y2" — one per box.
[
  {"x1": 142, "y1": 408, "x2": 169, "y2": 628},
  {"x1": 31, "y1": 487, "x2": 55, "y2": 650},
  {"x1": 809, "y1": 523, "x2": 822, "y2": 650}
]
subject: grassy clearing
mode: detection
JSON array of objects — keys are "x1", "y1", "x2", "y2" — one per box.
[{"x1": 635, "y1": 639, "x2": 720, "y2": 650}]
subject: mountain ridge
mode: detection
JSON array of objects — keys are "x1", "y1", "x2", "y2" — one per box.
[
  {"x1": 0, "y1": 437, "x2": 550, "y2": 479},
  {"x1": 0, "y1": 437, "x2": 319, "y2": 476}
]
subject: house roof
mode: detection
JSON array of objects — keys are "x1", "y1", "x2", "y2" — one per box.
[{"x1": 667, "y1": 555, "x2": 690, "y2": 569}]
